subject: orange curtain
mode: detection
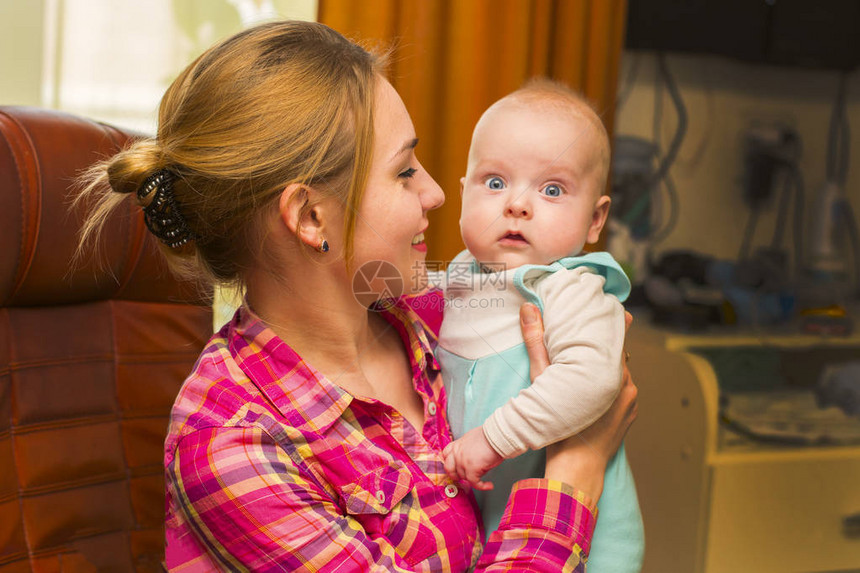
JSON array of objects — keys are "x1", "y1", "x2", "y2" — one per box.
[{"x1": 319, "y1": 0, "x2": 628, "y2": 262}]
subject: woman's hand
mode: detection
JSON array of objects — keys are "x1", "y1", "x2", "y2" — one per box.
[{"x1": 519, "y1": 303, "x2": 638, "y2": 502}]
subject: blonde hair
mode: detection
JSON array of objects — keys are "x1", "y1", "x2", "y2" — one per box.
[
  {"x1": 76, "y1": 21, "x2": 386, "y2": 287},
  {"x1": 504, "y1": 78, "x2": 610, "y2": 192}
]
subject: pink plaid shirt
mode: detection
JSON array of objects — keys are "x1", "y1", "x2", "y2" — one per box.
[{"x1": 164, "y1": 291, "x2": 596, "y2": 571}]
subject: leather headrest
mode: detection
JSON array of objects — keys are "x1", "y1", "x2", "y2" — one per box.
[{"x1": 0, "y1": 106, "x2": 206, "y2": 307}]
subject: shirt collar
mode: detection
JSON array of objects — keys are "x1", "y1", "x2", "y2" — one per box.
[
  {"x1": 227, "y1": 298, "x2": 439, "y2": 435},
  {"x1": 379, "y1": 296, "x2": 441, "y2": 374}
]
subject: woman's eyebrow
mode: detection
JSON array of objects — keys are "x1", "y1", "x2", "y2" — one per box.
[{"x1": 391, "y1": 137, "x2": 419, "y2": 161}]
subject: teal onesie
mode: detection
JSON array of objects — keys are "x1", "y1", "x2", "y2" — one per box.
[{"x1": 436, "y1": 250, "x2": 644, "y2": 572}]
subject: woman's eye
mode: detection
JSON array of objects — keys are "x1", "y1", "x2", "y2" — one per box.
[
  {"x1": 399, "y1": 167, "x2": 417, "y2": 179},
  {"x1": 485, "y1": 176, "x2": 505, "y2": 190},
  {"x1": 542, "y1": 184, "x2": 563, "y2": 197}
]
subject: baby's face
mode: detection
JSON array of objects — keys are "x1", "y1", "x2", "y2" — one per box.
[{"x1": 459, "y1": 101, "x2": 610, "y2": 271}]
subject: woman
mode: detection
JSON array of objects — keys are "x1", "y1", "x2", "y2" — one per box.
[{"x1": 77, "y1": 21, "x2": 637, "y2": 571}]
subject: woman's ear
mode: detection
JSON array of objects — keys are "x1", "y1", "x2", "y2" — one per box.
[
  {"x1": 277, "y1": 183, "x2": 327, "y2": 250},
  {"x1": 586, "y1": 195, "x2": 612, "y2": 244}
]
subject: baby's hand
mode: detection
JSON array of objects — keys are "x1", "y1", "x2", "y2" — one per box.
[{"x1": 442, "y1": 427, "x2": 504, "y2": 491}]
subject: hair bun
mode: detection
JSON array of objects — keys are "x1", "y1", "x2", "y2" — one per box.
[{"x1": 106, "y1": 139, "x2": 162, "y2": 196}]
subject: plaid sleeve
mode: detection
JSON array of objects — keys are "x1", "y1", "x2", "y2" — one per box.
[
  {"x1": 168, "y1": 426, "x2": 416, "y2": 572},
  {"x1": 476, "y1": 479, "x2": 596, "y2": 573}
]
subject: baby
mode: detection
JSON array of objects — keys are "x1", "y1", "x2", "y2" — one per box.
[{"x1": 437, "y1": 79, "x2": 644, "y2": 572}]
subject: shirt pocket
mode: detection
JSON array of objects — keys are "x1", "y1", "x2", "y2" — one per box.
[{"x1": 338, "y1": 460, "x2": 414, "y2": 516}]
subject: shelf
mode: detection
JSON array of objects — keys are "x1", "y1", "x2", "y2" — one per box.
[{"x1": 666, "y1": 331, "x2": 860, "y2": 351}]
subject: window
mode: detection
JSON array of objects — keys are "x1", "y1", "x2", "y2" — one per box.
[{"x1": 41, "y1": 0, "x2": 317, "y2": 132}]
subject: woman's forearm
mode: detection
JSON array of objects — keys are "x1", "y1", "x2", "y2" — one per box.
[{"x1": 544, "y1": 441, "x2": 605, "y2": 503}]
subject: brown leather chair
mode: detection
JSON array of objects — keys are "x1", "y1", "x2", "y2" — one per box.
[{"x1": 0, "y1": 107, "x2": 212, "y2": 572}]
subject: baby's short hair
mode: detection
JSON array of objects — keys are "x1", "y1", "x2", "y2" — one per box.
[
  {"x1": 501, "y1": 78, "x2": 610, "y2": 191},
  {"x1": 508, "y1": 78, "x2": 598, "y2": 112}
]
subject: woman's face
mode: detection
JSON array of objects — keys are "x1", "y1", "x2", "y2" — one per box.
[{"x1": 350, "y1": 78, "x2": 444, "y2": 301}]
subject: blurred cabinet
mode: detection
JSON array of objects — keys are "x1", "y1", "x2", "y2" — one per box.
[{"x1": 625, "y1": 320, "x2": 860, "y2": 572}]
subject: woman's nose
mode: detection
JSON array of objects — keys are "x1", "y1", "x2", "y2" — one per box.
[{"x1": 421, "y1": 169, "x2": 445, "y2": 211}]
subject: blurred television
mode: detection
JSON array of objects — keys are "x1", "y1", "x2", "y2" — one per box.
[{"x1": 625, "y1": 0, "x2": 860, "y2": 71}]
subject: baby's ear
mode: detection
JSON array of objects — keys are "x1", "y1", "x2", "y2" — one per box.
[
  {"x1": 459, "y1": 177, "x2": 465, "y2": 196},
  {"x1": 586, "y1": 195, "x2": 611, "y2": 244}
]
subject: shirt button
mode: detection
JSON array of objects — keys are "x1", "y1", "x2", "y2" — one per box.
[
  {"x1": 375, "y1": 490, "x2": 385, "y2": 504},
  {"x1": 444, "y1": 484, "x2": 458, "y2": 498},
  {"x1": 428, "y1": 401, "x2": 437, "y2": 416}
]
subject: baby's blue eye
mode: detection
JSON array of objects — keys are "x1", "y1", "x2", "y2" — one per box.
[
  {"x1": 542, "y1": 184, "x2": 562, "y2": 197},
  {"x1": 485, "y1": 176, "x2": 505, "y2": 190}
]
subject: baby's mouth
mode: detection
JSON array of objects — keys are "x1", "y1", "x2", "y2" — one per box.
[{"x1": 499, "y1": 232, "x2": 528, "y2": 244}]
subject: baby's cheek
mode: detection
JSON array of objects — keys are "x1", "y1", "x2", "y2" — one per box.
[
  {"x1": 462, "y1": 209, "x2": 495, "y2": 245},
  {"x1": 459, "y1": 221, "x2": 481, "y2": 254}
]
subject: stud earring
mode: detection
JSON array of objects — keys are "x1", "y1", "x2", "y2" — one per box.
[{"x1": 318, "y1": 238, "x2": 329, "y2": 253}]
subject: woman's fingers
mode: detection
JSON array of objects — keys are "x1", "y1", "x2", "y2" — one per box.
[
  {"x1": 520, "y1": 303, "x2": 549, "y2": 382},
  {"x1": 621, "y1": 310, "x2": 636, "y2": 424},
  {"x1": 622, "y1": 310, "x2": 633, "y2": 377},
  {"x1": 620, "y1": 366, "x2": 639, "y2": 428},
  {"x1": 607, "y1": 344, "x2": 639, "y2": 446}
]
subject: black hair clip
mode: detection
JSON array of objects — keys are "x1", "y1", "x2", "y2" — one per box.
[{"x1": 138, "y1": 169, "x2": 195, "y2": 248}]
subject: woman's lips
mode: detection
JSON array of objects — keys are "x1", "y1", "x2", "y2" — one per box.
[{"x1": 411, "y1": 231, "x2": 427, "y2": 252}]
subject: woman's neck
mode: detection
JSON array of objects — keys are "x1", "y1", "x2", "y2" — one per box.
[
  {"x1": 244, "y1": 258, "x2": 422, "y2": 427},
  {"x1": 244, "y1": 263, "x2": 384, "y2": 381}
]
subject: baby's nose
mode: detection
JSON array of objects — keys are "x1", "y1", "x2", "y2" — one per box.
[{"x1": 505, "y1": 193, "x2": 531, "y2": 217}]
